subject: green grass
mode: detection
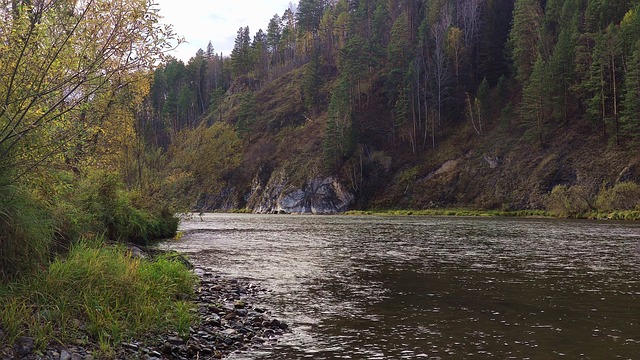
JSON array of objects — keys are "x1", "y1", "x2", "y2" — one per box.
[
  {"x1": 70, "y1": 171, "x2": 179, "y2": 245},
  {"x1": 584, "y1": 210, "x2": 640, "y2": 220},
  {"x1": 344, "y1": 209, "x2": 553, "y2": 218},
  {"x1": 0, "y1": 177, "x2": 54, "y2": 281},
  {"x1": 345, "y1": 208, "x2": 640, "y2": 220},
  {"x1": 0, "y1": 239, "x2": 197, "y2": 355}
]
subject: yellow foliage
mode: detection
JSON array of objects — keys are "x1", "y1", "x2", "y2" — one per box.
[
  {"x1": 167, "y1": 122, "x2": 243, "y2": 203},
  {"x1": 0, "y1": 0, "x2": 177, "y2": 180}
]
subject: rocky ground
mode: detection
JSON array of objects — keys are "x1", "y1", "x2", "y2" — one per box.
[{"x1": 1, "y1": 266, "x2": 287, "y2": 359}]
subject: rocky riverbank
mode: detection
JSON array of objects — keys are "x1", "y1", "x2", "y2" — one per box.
[{"x1": 1, "y1": 266, "x2": 287, "y2": 360}]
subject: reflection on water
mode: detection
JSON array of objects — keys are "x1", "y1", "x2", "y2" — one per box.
[{"x1": 161, "y1": 214, "x2": 640, "y2": 359}]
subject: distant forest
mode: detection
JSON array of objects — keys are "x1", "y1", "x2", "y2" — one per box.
[
  {"x1": 143, "y1": 0, "x2": 640, "y2": 155},
  {"x1": 123, "y1": 0, "x2": 640, "y2": 212}
]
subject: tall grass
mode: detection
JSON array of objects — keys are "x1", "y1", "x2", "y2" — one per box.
[
  {"x1": 0, "y1": 239, "x2": 196, "y2": 352},
  {"x1": 53, "y1": 170, "x2": 178, "y2": 246},
  {"x1": 0, "y1": 175, "x2": 54, "y2": 281}
]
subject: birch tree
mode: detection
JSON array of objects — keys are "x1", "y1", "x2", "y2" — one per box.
[{"x1": 0, "y1": 0, "x2": 177, "y2": 180}]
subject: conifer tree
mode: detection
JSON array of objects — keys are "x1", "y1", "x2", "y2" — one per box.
[
  {"x1": 548, "y1": 25, "x2": 577, "y2": 124},
  {"x1": 387, "y1": 11, "x2": 412, "y2": 144},
  {"x1": 302, "y1": 50, "x2": 322, "y2": 113},
  {"x1": 621, "y1": 39, "x2": 640, "y2": 144},
  {"x1": 236, "y1": 92, "x2": 256, "y2": 137},
  {"x1": 477, "y1": 77, "x2": 490, "y2": 118},
  {"x1": 520, "y1": 55, "x2": 550, "y2": 148},
  {"x1": 231, "y1": 26, "x2": 253, "y2": 77},
  {"x1": 509, "y1": 0, "x2": 543, "y2": 85},
  {"x1": 323, "y1": 77, "x2": 353, "y2": 170},
  {"x1": 297, "y1": 0, "x2": 326, "y2": 35},
  {"x1": 370, "y1": 0, "x2": 391, "y2": 68}
]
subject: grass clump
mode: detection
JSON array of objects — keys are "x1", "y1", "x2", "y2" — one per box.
[
  {"x1": 53, "y1": 170, "x2": 178, "y2": 246},
  {"x1": 0, "y1": 177, "x2": 54, "y2": 281},
  {"x1": 0, "y1": 239, "x2": 196, "y2": 353}
]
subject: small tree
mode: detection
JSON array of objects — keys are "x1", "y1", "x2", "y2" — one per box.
[{"x1": 520, "y1": 55, "x2": 550, "y2": 148}]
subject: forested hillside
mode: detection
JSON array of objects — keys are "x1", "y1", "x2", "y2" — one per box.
[
  {"x1": 141, "y1": 0, "x2": 640, "y2": 214},
  {"x1": 2, "y1": 0, "x2": 638, "y2": 353}
]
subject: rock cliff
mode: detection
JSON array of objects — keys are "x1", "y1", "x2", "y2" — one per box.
[{"x1": 247, "y1": 168, "x2": 353, "y2": 214}]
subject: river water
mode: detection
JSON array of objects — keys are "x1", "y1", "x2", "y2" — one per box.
[{"x1": 161, "y1": 213, "x2": 640, "y2": 359}]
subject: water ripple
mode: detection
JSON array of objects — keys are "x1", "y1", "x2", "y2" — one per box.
[{"x1": 161, "y1": 214, "x2": 640, "y2": 359}]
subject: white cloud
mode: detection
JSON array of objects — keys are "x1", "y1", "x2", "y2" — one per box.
[{"x1": 156, "y1": 0, "x2": 294, "y2": 62}]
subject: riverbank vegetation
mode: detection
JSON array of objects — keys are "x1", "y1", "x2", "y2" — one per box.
[
  {"x1": 347, "y1": 180, "x2": 640, "y2": 220},
  {"x1": 0, "y1": 0, "x2": 195, "y2": 355},
  {"x1": 345, "y1": 209, "x2": 553, "y2": 218},
  {"x1": 0, "y1": 240, "x2": 196, "y2": 356},
  {"x1": 2, "y1": 0, "x2": 640, "y2": 354}
]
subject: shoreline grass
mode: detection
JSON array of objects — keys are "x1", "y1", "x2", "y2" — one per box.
[
  {"x1": 0, "y1": 239, "x2": 196, "y2": 356},
  {"x1": 344, "y1": 209, "x2": 553, "y2": 218},
  {"x1": 344, "y1": 208, "x2": 640, "y2": 220}
]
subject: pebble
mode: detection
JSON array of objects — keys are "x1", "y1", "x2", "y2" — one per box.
[
  {"x1": 13, "y1": 337, "x2": 35, "y2": 357},
  {"x1": 60, "y1": 350, "x2": 72, "y2": 360}
]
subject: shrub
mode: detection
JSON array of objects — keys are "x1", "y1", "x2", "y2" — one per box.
[
  {"x1": 545, "y1": 184, "x2": 594, "y2": 217},
  {"x1": 595, "y1": 181, "x2": 640, "y2": 211},
  {"x1": 59, "y1": 171, "x2": 178, "y2": 245}
]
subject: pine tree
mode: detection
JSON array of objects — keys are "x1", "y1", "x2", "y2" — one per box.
[
  {"x1": 520, "y1": 55, "x2": 550, "y2": 148},
  {"x1": 477, "y1": 0, "x2": 514, "y2": 85},
  {"x1": 187, "y1": 49, "x2": 207, "y2": 118},
  {"x1": 252, "y1": 29, "x2": 270, "y2": 80},
  {"x1": 302, "y1": 50, "x2": 322, "y2": 113},
  {"x1": 370, "y1": 0, "x2": 391, "y2": 68},
  {"x1": 621, "y1": 39, "x2": 640, "y2": 145},
  {"x1": 323, "y1": 76, "x2": 353, "y2": 170},
  {"x1": 231, "y1": 26, "x2": 253, "y2": 77},
  {"x1": 509, "y1": 0, "x2": 543, "y2": 85},
  {"x1": 477, "y1": 77, "x2": 490, "y2": 118},
  {"x1": 297, "y1": 0, "x2": 326, "y2": 35},
  {"x1": 236, "y1": 91, "x2": 256, "y2": 137},
  {"x1": 548, "y1": 25, "x2": 577, "y2": 125}
]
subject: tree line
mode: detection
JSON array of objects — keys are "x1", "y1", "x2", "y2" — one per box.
[{"x1": 143, "y1": 0, "x2": 640, "y2": 164}]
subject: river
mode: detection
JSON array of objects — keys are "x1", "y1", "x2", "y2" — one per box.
[{"x1": 161, "y1": 213, "x2": 640, "y2": 359}]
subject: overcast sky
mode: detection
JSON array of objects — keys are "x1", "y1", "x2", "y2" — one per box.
[{"x1": 156, "y1": 0, "x2": 295, "y2": 62}]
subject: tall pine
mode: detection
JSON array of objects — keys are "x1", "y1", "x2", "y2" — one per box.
[{"x1": 621, "y1": 39, "x2": 640, "y2": 145}]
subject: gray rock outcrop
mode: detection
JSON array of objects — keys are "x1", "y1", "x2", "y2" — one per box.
[{"x1": 248, "y1": 169, "x2": 353, "y2": 214}]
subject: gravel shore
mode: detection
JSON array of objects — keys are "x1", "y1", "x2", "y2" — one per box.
[{"x1": 1, "y1": 266, "x2": 286, "y2": 360}]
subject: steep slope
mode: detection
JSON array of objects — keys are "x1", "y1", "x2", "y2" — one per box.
[{"x1": 197, "y1": 68, "x2": 639, "y2": 214}]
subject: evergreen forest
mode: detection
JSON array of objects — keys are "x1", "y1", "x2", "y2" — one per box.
[{"x1": 143, "y1": 0, "x2": 640, "y2": 215}]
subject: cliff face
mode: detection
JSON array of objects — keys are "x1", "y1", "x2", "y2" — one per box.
[
  {"x1": 198, "y1": 163, "x2": 355, "y2": 214},
  {"x1": 247, "y1": 170, "x2": 354, "y2": 214}
]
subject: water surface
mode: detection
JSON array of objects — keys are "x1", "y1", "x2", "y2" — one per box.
[{"x1": 161, "y1": 214, "x2": 640, "y2": 359}]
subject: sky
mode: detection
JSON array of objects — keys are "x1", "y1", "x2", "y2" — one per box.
[{"x1": 156, "y1": 0, "x2": 295, "y2": 62}]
